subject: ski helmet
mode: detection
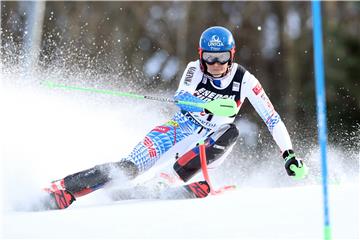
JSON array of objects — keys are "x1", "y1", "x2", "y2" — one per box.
[{"x1": 198, "y1": 26, "x2": 236, "y2": 72}]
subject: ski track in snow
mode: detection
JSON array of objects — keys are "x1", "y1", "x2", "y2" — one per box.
[{"x1": 1, "y1": 78, "x2": 359, "y2": 239}]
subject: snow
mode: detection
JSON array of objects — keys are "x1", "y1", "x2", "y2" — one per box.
[
  {"x1": 1, "y1": 79, "x2": 359, "y2": 240},
  {"x1": 2, "y1": 184, "x2": 359, "y2": 239}
]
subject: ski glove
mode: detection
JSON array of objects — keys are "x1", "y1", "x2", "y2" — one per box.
[
  {"x1": 174, "y1": 91, "x2": 205, "y2": 112},
  {"x1": 283, "y1": 150, "x2": 308, "y2": 180}
]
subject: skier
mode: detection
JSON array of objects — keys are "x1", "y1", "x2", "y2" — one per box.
[{"x1": 42, "y1": 26, "x2": 308, "y2": 210}]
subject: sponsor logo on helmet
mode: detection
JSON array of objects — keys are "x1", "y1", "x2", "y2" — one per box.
[{"x1": 208, "y1": 35, "x2": 224, "y2": 48}]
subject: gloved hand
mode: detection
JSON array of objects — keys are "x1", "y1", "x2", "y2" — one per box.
[
  {"x1": 174, "y1": 91, "x2": 205, "y2": 112},
  {"x1": 283, "y1": 150, "x2": 308, "y2": 180}
]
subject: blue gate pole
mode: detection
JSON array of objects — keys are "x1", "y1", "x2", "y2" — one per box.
[{"x1": 311, "y1": 1, "x2": 331, "y2": 240}]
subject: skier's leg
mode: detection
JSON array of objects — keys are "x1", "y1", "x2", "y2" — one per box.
[
  {"x1": 173, "y1": 123, "x2": 239, "y2": 182},
  {"x1": 43, "y1": 160, "x2": 138, "y2": 209},
  {"x1": 123, "y1": 115, "x2": 200, "y2": 174},
  {"x1": 61, "y1": 160, "x2": 138, "y2": 197},
  {"x1": 107, "y1": 115, "x2": 209, "y2": 200},
  {"x1": 120, "y1": 124, "x2": 236, "y2": 200},
  {"x1": 44, "y1": 113, "x2": 200, "y2": 209}
]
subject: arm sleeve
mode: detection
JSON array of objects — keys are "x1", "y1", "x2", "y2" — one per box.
[
  {"x1": 175, "y1": 62, "x2": 198, "y2": 97},
  {"x1": 242, "y1": 72, "x2": 293, "y2": 153}
]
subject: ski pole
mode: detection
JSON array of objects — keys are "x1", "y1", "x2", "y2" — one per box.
[{"x1": 43, "y1": 81, "x2": 238, "y2": 117}]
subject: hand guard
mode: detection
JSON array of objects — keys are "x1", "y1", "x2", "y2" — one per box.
[
  {"x1": 174, "y1": 91, "x2": 205, "y2": 112},
  {"x1": 283, "y1": 150, "x2": 308, "y2": 180}
]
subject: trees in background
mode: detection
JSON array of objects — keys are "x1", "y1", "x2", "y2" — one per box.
[{"x1": 1, "y1": 1, "x2": 359, "y2": 140}]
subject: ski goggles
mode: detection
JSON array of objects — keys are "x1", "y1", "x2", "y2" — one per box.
[{"x1": 202, "y1": 51, "x2": 231, "y2": 65}]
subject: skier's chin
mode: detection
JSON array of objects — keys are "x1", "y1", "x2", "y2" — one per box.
[
  {"x1": 208, "y1": 70, "x2": 225, "y2": 77},
  {"x1": 211, "y1": 73, "x2": 223, "y2": 77}
]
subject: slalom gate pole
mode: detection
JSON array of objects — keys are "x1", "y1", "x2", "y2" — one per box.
[
  {"x1": 312, "y1": 1, "x2": 331, "y2": 240},
  {"x1": 199, "y1": 141, "x2": 215, "y2": 194},
  {"x1": 198, "y1": 140, "x2": 235, "y2": 195}
]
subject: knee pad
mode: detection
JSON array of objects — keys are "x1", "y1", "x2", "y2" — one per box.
[
  {"x1": 207, "y1": 123, "x2": 239, "y2": 158},
  {"x1": 173, "y1": 123, "x2": 239, "y2": 182}
]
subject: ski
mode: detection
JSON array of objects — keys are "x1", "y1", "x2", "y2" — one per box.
[{"x1": 108, "y1": 180, "x2": 212, "y2": 201}]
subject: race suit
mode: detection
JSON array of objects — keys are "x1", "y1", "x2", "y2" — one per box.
[{"x1": 125, "y1": 60, "x2": 293, "y2": 175}]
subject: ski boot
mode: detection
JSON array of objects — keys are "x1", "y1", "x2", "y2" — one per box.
[{"x1": 42, "y1": 179, "x2": 76, "y2": 210}]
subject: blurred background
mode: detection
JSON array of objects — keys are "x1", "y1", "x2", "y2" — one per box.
[{"x1": 1, "y1": 1, "x2": 359, "y2": 186}]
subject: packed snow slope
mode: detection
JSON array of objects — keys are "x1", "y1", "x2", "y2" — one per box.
[
  {"x1": 2, "y1": 184, "x2": 359, "y2": 239},
  {"x1": 1, "y1": 74, "x2": 359, "y2": 239}
]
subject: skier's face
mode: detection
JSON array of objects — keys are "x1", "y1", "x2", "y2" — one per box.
[{"x1": 206, "y1": 62, "x2": 229, "y2": 77}]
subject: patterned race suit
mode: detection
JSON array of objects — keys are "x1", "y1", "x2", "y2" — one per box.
[{"x1": 124, "y1": 60, "x2": 293, "y2": 175}]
